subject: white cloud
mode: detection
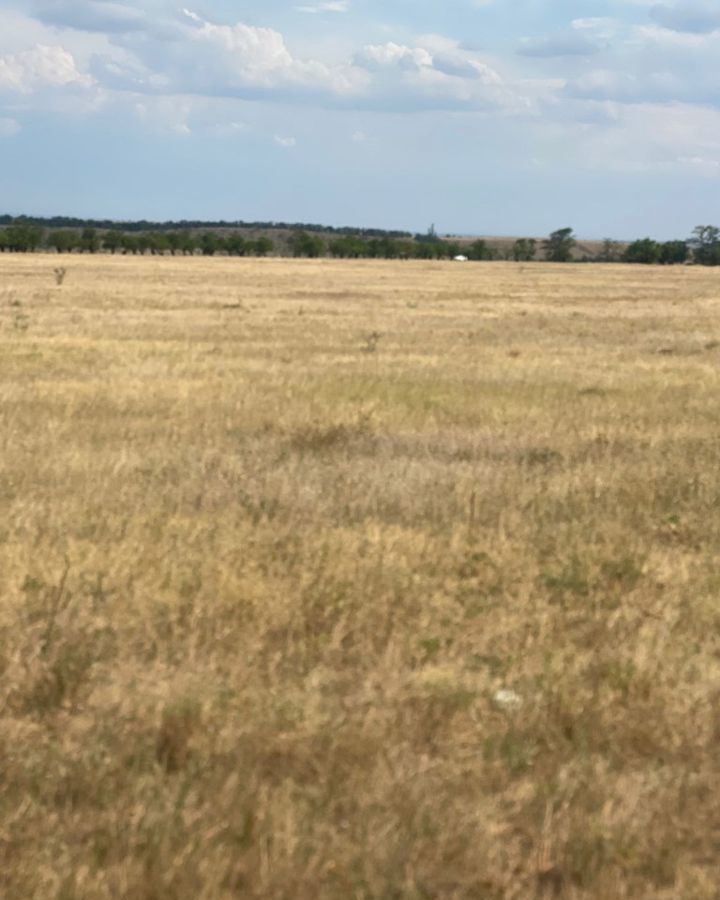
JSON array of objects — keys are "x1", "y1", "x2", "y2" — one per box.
[
  {"x1": 85, "y1": 11, "x2": 530, "y2": 114},
  {"x1": 0, "y1": 44, "x2": 93, "y2": 93},
  {"x1": 350, "y1": 40, "x2": 521, "y2": 111},
  {"x1": 432, "y1": 52, "x2": 502, "y2": 82},
  {"x1": 20, "y1": 3, "x2": 719, "y2": 127},
  {"x1": 295, "y1": 1, "x2": 350, "y2": 13},
  {"x1": 176, "y1": 9, "x2": 366, "y2": 96},
  {"x1": 355, "y1": 42, "x2": 434, "y2": 71},
  {"x1": 274, "y1": 134, "x2": 297, "y2": 147}
]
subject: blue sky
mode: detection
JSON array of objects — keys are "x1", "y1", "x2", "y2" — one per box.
[{"x1": 1, "y1": 1, "x2": 719, "y2": 238}]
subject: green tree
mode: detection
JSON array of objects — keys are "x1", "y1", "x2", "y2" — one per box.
[
  {"x1": 121, "y1": 234, "x2": 139, "y2": 255},
  {"x1": 690, "y1": 226, "x2": 720, "y2": 266},
  {"x1": 395, "y1": 240, "x2": 415, "y2": 260},
  {"x1": 623, "y1": 238, "x2": 661, "y2": 265},
  {"x1": 49, "y1": 230, "x2": 80, "y2": 254},
  {"x1": 179, "y1": 233, "x2": 197, "y2": 256},
  {"x1": 102, "y1": 231, "x2": 122, "y2": 254},
  {"x1": 137, "y1": 234, "x2": 153, "y2": 255},
  {"x1": 166, "y1": 233, "x2": 183, "y2": 256},
  {"x1": 200, "y1": 232, "x2": 220, "y2": 256},
  {"x1": 467, "y1": 240, "x2": 494, "y2": 261},
  {"x1": 329, "y1": 238, "x2": 348, "y2": 258},
  {"x1": 80, "y1": 227, "x2": 100, "y2": 253},
  {"x1": 289, "y1": 231, "x2": 325, "y2": 258},
  {"x1": 413, "y1": 241, "x2": 442, "y2": 260},
  {"x1": 27, "y1": 226, "x2": 43, "y2": 251},
  {"x1": 544, "y1": 227, "x2": 575, "y2": 262},
  {"x1": 659, "y1": 241, "x2": 688, "y2": 265},
  {"x1": 365, "y1": 237, "x2": 399, "y2": 259},
  {"x1": 305, "y1": 234, "x2": 324, "y2": 258},
  {"x1": 329, "y1": 236, "x2": 367, "y2": 258},
  {"x1": 253, "y1": 236, "x2": 274, "y2": 257},
  {"x1": 225, "y1": 234, "x2": 247, "y2": 256},
  {"x1": 149, "y1": 233, "x2": 170, "y2": 255},
  {"x1": 512, "y1": 238, "x2": 537, "y2": 262},
  {"x1": 5, "y1": 224, "x2": 42, "y2": 252},
  {"x1": 288, "y1": 231, "x2": 306, "y2": 257}
]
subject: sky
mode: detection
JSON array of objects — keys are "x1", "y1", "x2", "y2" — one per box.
[{"x1": 1, "y1": 1, "x2": 719, "y2": 239}]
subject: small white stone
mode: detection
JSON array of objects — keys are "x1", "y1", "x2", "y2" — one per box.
[{"x1": 493, "y1": 689, "x2": 523, "y2": 711}]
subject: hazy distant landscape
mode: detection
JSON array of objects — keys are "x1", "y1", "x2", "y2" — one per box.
[
  {"x1": 2, "y1": 215, "x2": 720, "y2": 266},
  {"x1": 3, "y1": 253, "x2": 720, "y2": 898}
]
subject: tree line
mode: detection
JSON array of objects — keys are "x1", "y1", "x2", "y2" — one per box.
[
  {"x1": 0, "y1": 226, "x2": 276, "y2": 257},
  {"x1": 518, "y1": 227, "x2": 719, "y2": 266},
  {"x1": 0, "y1": 214, "x2": 412, "y2": 240},
  {"x1": 1, "y1": 220, "x2": 720, "y2": 265}
]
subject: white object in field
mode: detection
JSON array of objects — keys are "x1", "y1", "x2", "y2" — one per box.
[
  {"x1": 453, "y1": 255, "x2": 469, "y2": 262},
  {"x1": 493, "y1": 689, "x2": 522, "y2": 711}
]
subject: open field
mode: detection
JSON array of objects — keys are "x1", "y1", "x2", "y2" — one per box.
[{"x1": 2, "y1": 255, "x2": 720, "y2": 898}]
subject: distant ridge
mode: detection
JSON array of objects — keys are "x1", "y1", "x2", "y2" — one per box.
[{"x1": 0, "y1": 213, "x2": 412, "y2": 239}]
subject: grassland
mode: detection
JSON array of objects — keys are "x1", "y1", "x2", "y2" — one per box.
[{"x1": 1, "y1": 254, "x2": 720, "y2": 899}]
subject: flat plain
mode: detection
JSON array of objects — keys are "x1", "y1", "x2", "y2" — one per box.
[{"x1": 2, "y1": 254, "x2": 720, "y2": 899}]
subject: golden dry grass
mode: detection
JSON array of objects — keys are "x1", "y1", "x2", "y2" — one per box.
[{"x1": 2, "y1": 254, "x2": 720, "y2": 899}]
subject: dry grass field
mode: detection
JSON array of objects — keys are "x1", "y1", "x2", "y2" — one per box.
[{"x1": 2, "y1": 254, "x2": 720, "y2": 899}]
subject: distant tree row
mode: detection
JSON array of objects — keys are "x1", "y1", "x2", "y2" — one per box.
[
  {"x1": 2, "y1": 220, "x2": 720, "y2": 265},
  {"x1": 0, "y1": 214, "x2": 411, "y2": 239},
  {"x1": 0, "y1": 223, "x2": 514, "y2": 260},
  {"x1": 0, "y1": 226, "x2": 275, "y2": 257},
  {"x1": 544, "y1": 226, "x2": 720, "y2": 266},
  {"x1": 314, "y1": 225, "x2": 720, "y2": 266},
  {"x1": 590, "y1": 227, "x2": 720, "y2": 266},
  {"x1": 325, "y1": 233, "x2": 535, "y2": 261}
]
